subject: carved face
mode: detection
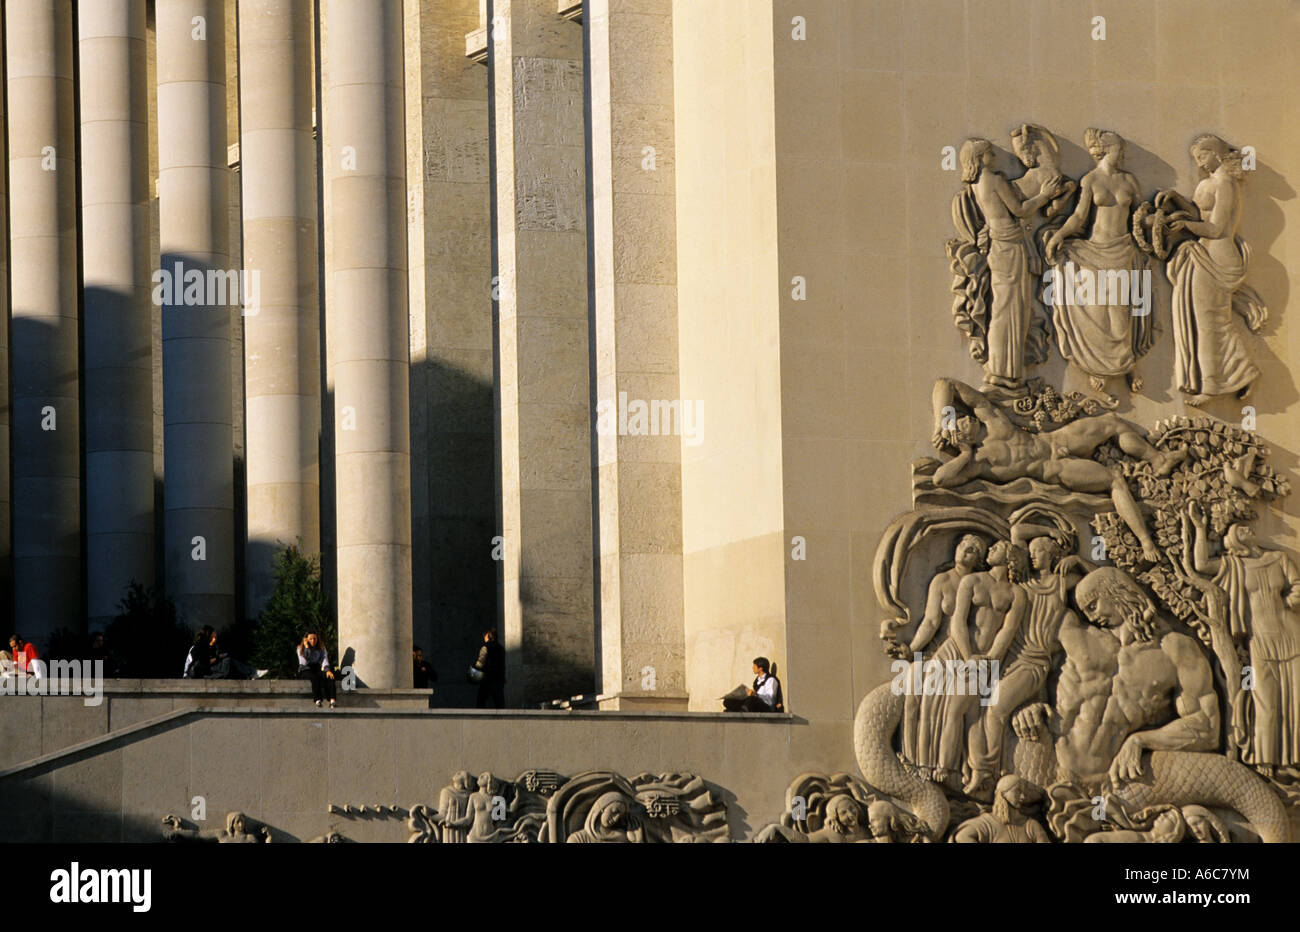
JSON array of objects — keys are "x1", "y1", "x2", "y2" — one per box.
[
  {"x1": 999, "y1": 777, "x2": 1033, "y2": 809},
  {"x1": 1225, "y1": 523, "x2": 1255, "y2": 554},
  {"x1": 826, "y1": 796, "x2": 859, "y2": 832},
  {"x1": 1191, "y1": 141, "x2": 1220, "y2": 173},
  {"x1": 1075, "y1": 572, "x2": 1127, "y2": 630},
  {"x1": 952, "y1": 415, "x2": 982, "y2": 445},
  {"x1": 477, "y1": 771, "x2": 494, "y2": 793},
  {"x1": 867, "y1": 801, "x2": 893, "y2": 837},
  {"x1": 987, "y1": 540, "x2": 1009, "y2": 566},
  {"x1": 1028, "y1": 537, "x2": 1060, "y2": 571},
  {"x1": 1153, "y1": 810, "x2": 1182, "y2": 837},
  {"x1": 955, "y1": 535, "x2": 987, "y2": 569},
  {"x1": 601, "y1": 799, "x2": 628, "y2": 828}
]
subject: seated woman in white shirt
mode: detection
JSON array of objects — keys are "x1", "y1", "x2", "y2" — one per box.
[{"x1": 297, "y1": 632, "x2": 336, "y2": 708}]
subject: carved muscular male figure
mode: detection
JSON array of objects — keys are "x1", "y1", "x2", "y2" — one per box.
[
  {"x1": 1014, "y1": 567, "x2": 1219, "y2": 790},
  {"x1": 931, "y1": 378, "x2": 1186, "y2": 561}
]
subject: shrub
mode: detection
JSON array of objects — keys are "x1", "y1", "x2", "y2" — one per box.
[{"x1": 248, "y1": 543, "x2": 333, "y2": 678}]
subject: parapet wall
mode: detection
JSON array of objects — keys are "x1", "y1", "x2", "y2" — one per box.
[{"x1": 0, "y1": 684, "x2": 838, "y2": 842}]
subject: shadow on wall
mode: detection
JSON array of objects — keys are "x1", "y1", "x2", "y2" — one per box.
[
  {"x1": 9, "y1": 315, "x2": 83, "y2": 644},
  {"x1": 310, "y1": 358, "x2": 498, "y2": 705}
]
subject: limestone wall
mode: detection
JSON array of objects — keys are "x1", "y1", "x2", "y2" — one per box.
[{"x1": 0, "y1": 691, "x2": 798, "y2": 842}]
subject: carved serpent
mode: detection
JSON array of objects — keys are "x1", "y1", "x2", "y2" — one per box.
[
  {"x1": 1117, "y1": 751, "x2": 1290, "y2": 844},
  {"x1": 854, "y1": 682, "x2": 1292, "y2": 843},
  {"x1": 853, "y1": 683, "x2": 950, "y2": 840}
]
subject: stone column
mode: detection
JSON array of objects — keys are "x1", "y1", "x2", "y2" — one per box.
[
  {"x1": 586, "y1": 0, "x2": 687, "y2": 709},
  {"x1": 405, "y1": 0, "x2": 496, "y2": 706},
  {"x1": 0, "y1": 15, "x2": 10, "y2": 618},
  {"x1": 6, "y1": 0, "x2": 81, "y2": 642},
  {"x1": 490, "y1": 0, "x2": 595, "y2": 705},
  {"x1": 322, "y1": 0, "x2": 413, "y2": 688},
  {"x1": 78, "y1": 0, "x2": 155, "y2": 629},
  {"x1": 239, "y1": 0, "x2": 320, "y2": 615},
  {"x1": 155, "y1": 0, "x2": 235, "y2": 628}
]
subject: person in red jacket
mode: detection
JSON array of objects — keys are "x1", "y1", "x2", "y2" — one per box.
[{"x1": 7, "y1": 634, "x2": 40, "y2": 674}]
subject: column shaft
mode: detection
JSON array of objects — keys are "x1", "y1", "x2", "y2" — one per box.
[
  {"x1": 587, "y1": 0, "x2": 687, "y2": 708},
  {"x1": 239, "y1": 0, "x2": 320, "y2": 615},
  {"x1": 490, "y1": 0, "x2": 595, "y2": 704},
  {"x1": 6, "y1": 0, "x2": 81, "y2": 642},
  {"x1": 155, "y1": 0, "x2": 235, "y2": 627},
  {"x1": 322, "y1": 0, "x2": 413, "y2": 688},
  {"x1": 79, "y1": 0, "x2": 155, "y2": 627}
]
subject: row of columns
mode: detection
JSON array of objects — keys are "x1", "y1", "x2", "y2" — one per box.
[
  {"x1": 1, "y1": 0, "x2": 409, "y2": 689},
  {"x1": 486, "y1": 0, "x2": 686, "y2": 706},
  {"x1": 0, "y1": 0, "x2": 677, "y2": 701}
]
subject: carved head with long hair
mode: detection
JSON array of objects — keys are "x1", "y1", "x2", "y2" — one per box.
[
  {"x1": 1075, "y1": 567, "x2": 1159, "y2": 642},
  {"x1": 960, "y1": 138, "x2": 994, "y2": 183},
  {"x1": 1191, "y1": 133, "x2": 1245, "y2": 180}
]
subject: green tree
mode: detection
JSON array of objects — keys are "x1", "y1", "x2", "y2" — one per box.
[{"x1": 249, "y1": 543, "x2": 334, "y2": 678}]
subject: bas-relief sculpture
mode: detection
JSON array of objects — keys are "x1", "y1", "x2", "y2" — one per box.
[
  {"x1": 1153, "y1": 135, "x2": 1268, "y2": 405},
  {"x1": 1044, "y1": 128, "x2": 1153, "y2": 405},
  {"x1": 817, "y1": 127, "x2": 1296, "y2": 842},
  {"x1": 949, "y1": 127, "x2": 1269, "y2": 408},
  {"x1": 160, "y1": 769, "x2": 728, "y2": 844},
  {"x1": 847, "y1": 380, "x2": 1299, "y2": 842}
]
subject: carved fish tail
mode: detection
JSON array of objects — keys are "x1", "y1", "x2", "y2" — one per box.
[
  {"x1": 854, "y1": 683, "x2": 950, "y2": 840},
  {"x1": 1129, "y1": 752, "x2": 1291, "y2": 843}
]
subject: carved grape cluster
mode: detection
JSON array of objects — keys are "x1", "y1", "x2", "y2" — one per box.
[
  {"x1": 1012, "y1": 379, "x2": 1104, "y2": 433},
  {"x1": 1093, "y1": 415, "x2": 1289, "y2": 632}
]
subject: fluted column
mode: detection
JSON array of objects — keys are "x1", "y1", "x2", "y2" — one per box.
[
  {"x1": 239, "y1": 0, "x2": 320, "y2": 615},
  {"x1": 79, "y1": 0, "x2": 155, "y2": 627},
  {"x1": 322, "y1": 0, "x2": 412, "y2": 687},
  {"x1": 156, "y1": 0, "x2": 235, "y2": 627},
  {"x1": 6, "y1": 0, "x2": 81, "y2": 642}
]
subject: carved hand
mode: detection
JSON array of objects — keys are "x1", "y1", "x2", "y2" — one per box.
[
  {"x1": 1108, "y1": 736, "x2": 1145, "y2": 786},
  {"x1": 1187, "y1": 500, "x2": 1206, "y2": 527},
  {"x1": 1011, "y1": 702, "x2": 1053, "y2": 741},
  {"x1": 1045, "y1": 232, "x2": 1063, "y2": 263}
]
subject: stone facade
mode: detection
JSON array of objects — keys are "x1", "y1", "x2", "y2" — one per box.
[{"x1": 1, "y1": 0, "x2": 1298, "y2": 845}]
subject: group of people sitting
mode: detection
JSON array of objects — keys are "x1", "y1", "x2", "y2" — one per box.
[{"x1": 183, "y1": 626, "x2": 268, "y2": 681}]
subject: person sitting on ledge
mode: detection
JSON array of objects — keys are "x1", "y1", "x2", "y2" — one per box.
[
  {"x1": 723, "y1": 657, "x2": 784, "y2": 713},
  {"x1": 298, "y1": 632, "x2": 336, "y2": 708},
  {"x1": 183, "y1": 625, "x2": 266, "y2": 680},
  {"x1": 5, "y1": 634, "x2": 41, "y2": 674}
]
